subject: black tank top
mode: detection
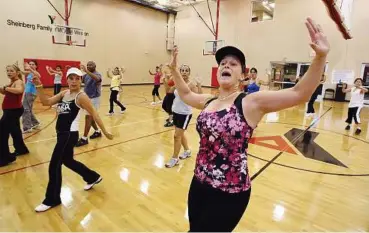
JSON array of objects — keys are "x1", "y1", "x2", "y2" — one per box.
[{"x1": 55, "y1": 91, "x2": 83, "y2": 133}]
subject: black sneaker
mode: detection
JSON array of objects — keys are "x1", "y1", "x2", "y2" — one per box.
[
  {"x1": 75, "y1": 138, "x2": 88, "y2": 147},
  {"x1": 345, "y1": 125, "x2": 350, "y2": 130},
  {"x1": 355, "y1": 128, "x2": 362, "y2": 135},
  {"x1": 0, "y1": 155, "x2": 16, "y2": 167},
  {"x1": 11, "y1": 149, "x2": 30, "y2": 157},
  {"x1": 89, "y1": 131, "x2": 102, "y2": 139}
]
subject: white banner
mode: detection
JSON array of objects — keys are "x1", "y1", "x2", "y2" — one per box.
[{"x1": 331, "y1": 69, "x2": 355, "y2": 84}]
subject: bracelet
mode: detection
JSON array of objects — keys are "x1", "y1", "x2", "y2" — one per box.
[{"x1": 35, "y1": 84, "x2": 43, "y2": 88}]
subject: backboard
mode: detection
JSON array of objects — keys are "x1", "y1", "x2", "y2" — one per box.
[
  {"x1": 52, "y1": 24, "x2": 86, "y2": 47},
  {"x1": 203, "y1": 40, "x2": 225, "y2": 56}
]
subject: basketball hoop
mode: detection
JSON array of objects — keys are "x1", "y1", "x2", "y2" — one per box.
[{"x1": 203, "y1": 40, "x2": 225, "y2": 56}]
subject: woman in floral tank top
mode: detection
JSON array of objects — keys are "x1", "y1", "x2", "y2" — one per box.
[{"x1": 168, "y1": 18, "x2": 330, "y2": 232}]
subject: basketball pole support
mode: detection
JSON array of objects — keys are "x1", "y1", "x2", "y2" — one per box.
[
  {"x1": 65, "y1": 0, "x2": 69, "y2": 26},
  {"x1": 215, "y1": 0, "x2": 220, "y2": 40}
]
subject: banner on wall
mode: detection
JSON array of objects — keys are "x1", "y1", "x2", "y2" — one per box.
[
  {"x1": 331, "y1": 69, "x2": 355, "y2": 84},
  {"x1": 24, "y1": 58, "x2": 80, "y2": 87}
]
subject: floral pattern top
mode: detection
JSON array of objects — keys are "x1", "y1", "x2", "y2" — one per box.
[{"x1": 194, "y1": 94, "x2": 253, "y2": 193}]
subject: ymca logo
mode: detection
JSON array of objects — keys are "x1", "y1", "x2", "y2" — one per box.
[{"x1": 57, "y1": 102, "x2": 71, "y2": 114}]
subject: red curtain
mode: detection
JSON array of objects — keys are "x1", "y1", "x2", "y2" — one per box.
[{"x1": 23, "y1": 58, "x2": 80, "y2": 87}]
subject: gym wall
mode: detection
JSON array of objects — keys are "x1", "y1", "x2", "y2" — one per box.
[
  {"x1": 175, "y1": 0, "x2": 369, "y2": 88},
  {"x1": 0, "y1": 0, "x2": 170, "y2": 86}
]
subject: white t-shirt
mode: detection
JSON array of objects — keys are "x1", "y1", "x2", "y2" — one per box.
[{"x1": 348, "y1": 87, "x2": 364, "y2": 108}]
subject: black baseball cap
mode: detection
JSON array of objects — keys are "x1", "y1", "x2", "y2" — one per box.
[{"x1": 215, "y1": 46, "x2": 246, "y2": 71}]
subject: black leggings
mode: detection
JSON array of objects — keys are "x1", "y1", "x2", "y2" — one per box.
[
  {"x1": 54, "y1": 84, "x2": 62, "y2": 95},
  {"x1": 43, "y1": 131, "x2": 100, "y2": 206},
  {"x1": 0, "y1": 108, "x2": 28, "y2": 163},
  {"x1": 307, "y1": 93, "x2": 318, "y2": 113},
  {"x1": 188, "y1": 177, "x2": 251, "y2": 232},
  {"x1": 109, "y1": 90, "x2": 126, "y2": 113},
  {"x1": 152, "y1": 85, "x2": 160, "y2": 97},
  {"x1": 345, "y1": 107, "x2": 362, "y2": 124}
]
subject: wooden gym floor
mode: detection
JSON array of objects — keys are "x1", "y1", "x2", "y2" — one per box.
[{"x1": 0, "y1": 85, "x2": 368, "y2": 231}]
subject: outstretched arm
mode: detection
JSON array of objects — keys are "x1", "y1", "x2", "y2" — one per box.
[
  {"x1": 243, "y1": 17, "x2": 330, "y2": 128},
  {"x1": 168, "y1": 46, "x2": 212, "y2": 109},
  {"x1": 32, "y1": 74, "x2": 65, "y2": 106}
]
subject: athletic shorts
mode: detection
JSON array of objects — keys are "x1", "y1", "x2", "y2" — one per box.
[
  {"x1": 85, "y1": 97, "x2": 100, "y2": 115},
  {"x1": 173, "y1": 112, "x2": 192, "y2": 130}
]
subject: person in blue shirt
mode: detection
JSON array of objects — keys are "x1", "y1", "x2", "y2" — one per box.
[
  {"x1": 243, "y1": 67, "x2": 268, "y2": 94},
  {"x1": 75, "y1": 61, "x2": 103, "y2": 147},
  {"x1": 21, "y1": 61, "x2": 41, "y2": 133}
]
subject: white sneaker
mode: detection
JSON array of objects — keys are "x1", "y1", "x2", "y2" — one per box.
[
  {"x1": 84, "y1": 176, "x2": 103, "y2": 191},
  {"x1": 23, "y1": 129, "x2": 33, "y2": 134},
  {"x1": 32, "y1": 123, "x2": 41, "y2": 129},
  {"x1": 106, "y1": 112, "x2": 114, "y2": 116},
  {"x1": 157, "y1": 100, "x2": 163, "y2": 104},
  {"x1": 179, "y1": 150, "x2": 191, "y2": 160},
  {"x1": 151, "y1": 102, "x2": 156, "y2": 105},
  {"x1": 35, "y1": 204, "x2": 52, "y2": 212},
  {"x1": 165, "y1": 158, "x2": 179, "y2": 168}
]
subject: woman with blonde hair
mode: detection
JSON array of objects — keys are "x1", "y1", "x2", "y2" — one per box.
[{"x1": 0, "y1": 64, "x2": 29, "y2": 166}]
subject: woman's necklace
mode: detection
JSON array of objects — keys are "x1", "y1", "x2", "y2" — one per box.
[{"x1": 218, "y1": 91, "x2": 239, "y2": 101}]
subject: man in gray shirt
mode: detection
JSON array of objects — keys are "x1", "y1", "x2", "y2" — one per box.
[{"x1": 76, "y1": 61, "x2": 103, "y2": 147}]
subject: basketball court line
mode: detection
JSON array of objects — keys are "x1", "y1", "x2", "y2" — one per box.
[
  {"x1": 248, "y1": 153, "x2": 369, "y2": 177},
  {"x1": 0, "y1": 123, "x2": 186, "y2": 176},
  {"x1": 251, "y1": 107, "x2": 333, "y2": 181}
]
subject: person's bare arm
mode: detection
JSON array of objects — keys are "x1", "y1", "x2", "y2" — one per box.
[
  {"x1": 32, "y1": 74, "x2": 65, "y2": 105},
  {"x1": 77, "y1": 93, "x2": 113, "y2": 140},
  {"x1": 341, "y1": 84, "x2": 351, "y2": 93},
  {"x1": 243, "y1": 18, "x2": 330, "y2": 128},
  {"x1": 1, "y1": 80, "x2": 24, "y2": 95},
  {"x1": 359, "y1": 86, "x2": 368, "y2": 93},
  {"x1": 168, "y1": 46, "x2": 212, "y2": 109},
  {"x1": 80, "y1": 65, "x2": 101, "y2": 82}
]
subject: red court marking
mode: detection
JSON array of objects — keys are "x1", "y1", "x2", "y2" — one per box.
[{"x1": 249, "y1": 136, "x2": 297, "y2": 155}]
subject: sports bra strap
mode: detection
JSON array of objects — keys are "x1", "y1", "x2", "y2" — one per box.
[
  {"x1": 234, "y1": 92, "x2": 247, "y2": 117},
  {"x1": 203, "y1": 96, "x2": 217, "y2": 108}
]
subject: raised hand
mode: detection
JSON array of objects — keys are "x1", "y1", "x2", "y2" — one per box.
[
  {"x1": 80, "y1": 64, "x2": 87, "y2": 72},
  {"x1": 305, "y1": 17, "x2": 330, "y2": 57},
  {"x1": 169, "y1": 46, "x2": 178, "y2": 69},
  {"x1": 32, "y1": 74, "x2": 42, "y2": 86},
  {"x1": 24, "y1": 62, "x2": 30, "y2": 71}
]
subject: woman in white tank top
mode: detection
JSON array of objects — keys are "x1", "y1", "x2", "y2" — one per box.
[
  {"x1": 165, "y1": 65, "x2": 203, "y2": 168},
  {"x1": 342, "y1": 78, "x2": 368, "y2": 135}
]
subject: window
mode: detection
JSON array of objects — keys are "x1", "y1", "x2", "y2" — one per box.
[{"x1": 251, "y1": 0, "x2": 275, "y2": 22}]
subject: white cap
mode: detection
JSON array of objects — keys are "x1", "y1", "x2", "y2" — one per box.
[{"x1": 66, "y1": 67, "x2": 83, "y2": 77}]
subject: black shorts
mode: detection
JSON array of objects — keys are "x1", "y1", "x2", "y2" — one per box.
[
  {"x1": 173, "y1": 112, "x2": 192, "y2": 130},
  {"x1": 162, "y1": 93, "x2": 175, "y2": 114}
]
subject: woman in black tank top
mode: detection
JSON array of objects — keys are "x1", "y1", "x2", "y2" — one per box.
[{"x1": 30, "y1": 67, "x2": 114, "y2": 213}]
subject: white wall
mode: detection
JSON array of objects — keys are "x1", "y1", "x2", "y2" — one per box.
[{"x1": 0, "y1": 0, "x2": 170, "y2": 86}]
